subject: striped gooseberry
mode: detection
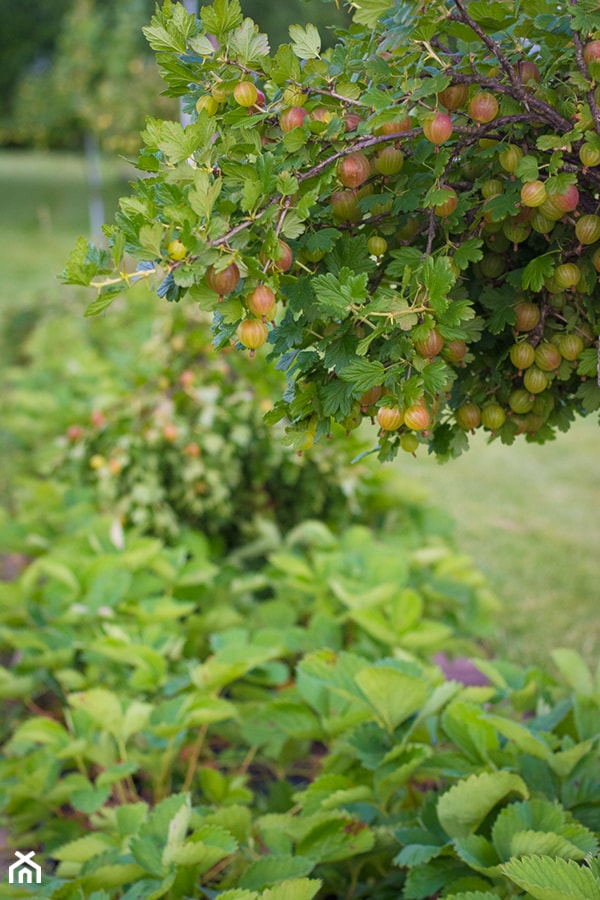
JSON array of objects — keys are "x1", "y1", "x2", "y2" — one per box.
[
  {"x1": 376, "y1": 406, "x2": 404, "y2": 431},
  {"x1": 238, "y1": 319, "x2": 269, "y2": 356},
  {"x1": 481, "y1": 403, "x2": 506, "y2": 430},
  {"x1": 468, "y1": 91, "x2": 499, "y2": 123},
  {"x1": 455, "y1": 402, "x2": 481, "y2": 430},
  {"x1": 422, "y1": 112, "x2": 453, "y2": 145}
]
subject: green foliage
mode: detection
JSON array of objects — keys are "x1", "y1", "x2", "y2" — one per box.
[
  {"x1": 0, "y1": 288, "x2": 440, "y2": 548},
  {"x1": 0, "y1": 0, "x2": 71, "y2": 125},
  {"x1": 64, "y1": 0, "x2": 600, "y2": 460},
  {"x1": 1, "y1": 502, "x2": 600, "y2": 898},
  {"x1": 7, "y1": 0, "x2": 175, "y2": 152}
]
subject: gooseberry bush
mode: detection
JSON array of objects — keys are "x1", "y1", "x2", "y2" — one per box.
[{"x1": 64, "y1": 0, "x2": 600, "y2": 460}]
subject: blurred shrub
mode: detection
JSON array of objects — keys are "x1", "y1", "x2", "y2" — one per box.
[{"x1": 2, "y1": 288, "x2": 436, "y2": 551}]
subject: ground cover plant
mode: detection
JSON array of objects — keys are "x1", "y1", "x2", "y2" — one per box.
[
  {"x1": 3, "y1": 0, "x2": 600, "y2": 894},
  {"x1": 64, "y1": 0, "x2": 600, "y2": 461},
  {"x1": 1, "y1": 502, "x2": 599, "y2": 899}
]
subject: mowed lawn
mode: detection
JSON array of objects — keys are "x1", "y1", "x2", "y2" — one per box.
[
  {"x1": 2, "y1": 150, "x2": 599, "y2": 668},
  {"x1": 0, "y1": 149, "x2": 129, "y2": 306},
  {"x1": 393, "y1": 418, "x2": 600, "y2": 667}
]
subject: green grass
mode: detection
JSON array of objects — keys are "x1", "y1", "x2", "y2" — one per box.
[
  {"x1": 391, "y1": 419, "x2": 600, "y2": 666},
  {"x1": 1, "y1": 150, "x2": 598, "y2": 667},
  {"x1": 0, "y1": 149, "x2": 129, "y2": 305}
]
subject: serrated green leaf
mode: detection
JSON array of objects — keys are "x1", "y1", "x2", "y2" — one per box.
[
  {"x1": 422, "y1": 360, "x2": 452, "y2": 394},
  {"x1": 522, "y1": 254, "x2": 555, "y2": 292},
  {"x1": 483, "y1": 715, "x2": 550, "y2": 759},
  {"x1": 53, "y1": 833, "x2": 115, "y2": 863},
  {"x1": 337, "y1": 358, "x2": 385, "y2": 391},
  {"x1": 453, "y1": 239, "x2": 483, "y2": 270},
  {"x1": 481, "y1": 192, "x2": 519, "y2": 222},
  {"x1": 453, "y1": 834, "x2": 500, "y2": 873},
  {"x1": 61, "y1": 236, "x2": 111, "y2": 286},
  {"x1": 515, "y1": 155, "x2": 539, "y2": 181},
  {"x1": 437, "y1": 771, "x2": 529, "y2": 838},
  {"x1": 296, "y1": 816, "x2": 374, "y2": 862},
  {"x1": 289, "y1": 23, "x2": 321, "y2": 59},
  {"x1": 139, "y1": 223, "x2": 164, "y2": 258},
  {"x1": 229, "y1": 18, "x2": 270, "y2": 65},
  {"x1": 240, "y1": 856, "x2": 314, "y2": 890},
  {"x1": 188, "y1": 32, "x2": 218, "y2": 55},
  {"x1": 263, "y1": 878, "x2": 322, "y2": 900},
  {"x1": 576, "y1": 379, "x2": 600, "y2": 411},
  {"x1": 189, "y1": 172, "x2": 222, "y2": 219},
  {"x1": 350, "y1": 0, "x2": 394, "y2": 28},
  {"x1": 71, "y1": 785, "x2": 112, "y2": 813},
  {"x1": 501, "y1": 855, "x2": 600, "y2": 900},
  {"x1": 201, "y1": 0, "x2": 244, "y2": 35},
  {"x1": 312, "y1": 269, "x2": 368, "y2": 316},
  {"x1": 420, "y1": 256, "x2": 455, "y2": 313},
  {"x1": 354, "y1": 666, "x2": 428, "y2": 731},
  {"x1": 141, "y1": 118, "x2": 211, "y2": 165},
  {"x1": 215, "y1": 891, "x2": 259, "y2": 900}
]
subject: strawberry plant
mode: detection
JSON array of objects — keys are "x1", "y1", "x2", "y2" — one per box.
[
  {"x1": 63, "y1": 0, "x2": 600, "y2": 461},
  {"x1": 1, "y1": 506, "x2": 599, "y2": 899}
]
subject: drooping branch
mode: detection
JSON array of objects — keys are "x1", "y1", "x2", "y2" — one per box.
[
  {"x1": 451, "y1": 0, "x2": 572, "y2": 135},
  {"x1": 570, "y1": 11, "x2": 600, "y2": 137}
]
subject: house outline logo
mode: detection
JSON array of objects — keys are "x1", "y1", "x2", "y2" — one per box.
[{"x1": 8, "y1": 850, "x2": 42, "y2": 884}]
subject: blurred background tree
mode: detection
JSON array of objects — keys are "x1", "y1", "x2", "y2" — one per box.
[
  {"x1": 5, "y1": 0, "x2": 174, "y2": 153},
  {"x1": 1, "y1": 0, "x2": 348, "y2": 152},
  {"x1": 0, "y1": 0, "x2": 71, "y2": 134},
  {"x1": 1, "y1": 0, "x2": 348, "y2": 237}
]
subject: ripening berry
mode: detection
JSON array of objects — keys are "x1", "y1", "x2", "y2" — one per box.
[
  {"x1": 377, "y1": 406, "x2": 404, "y2": 431},
  {"x1": 233, "y1": 81, "x2": 259, "y2": 107},
  {"x1": 238, "y1": 318, "x2": 269, "y2": 356}
]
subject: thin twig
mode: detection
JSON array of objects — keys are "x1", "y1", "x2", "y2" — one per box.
[
  {"x1": 451, "y1": 0, "x2": 572, "y2": 134},
  {"x1": 571, "y1": 6, "x2": 600, "y2": 137},
  {"x1": 425, "y1": 207, "x2": 437, "y2": 256},
  {"x1": 183, "y1": 723, "x2": 209, "y2": 792}
]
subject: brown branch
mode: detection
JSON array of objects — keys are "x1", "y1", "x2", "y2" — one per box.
[
  {"x1": 451, "y1": 0, "x2": 572, "y2": 134},
  {"x1": 304, "y1": 84, "x2": 373, "y2": 108},
  {"x1": 425, "y1": 207, "x2": 437, "y2": 256},
  {"x1": 570, "y1": 7, "x2": 600, "y2": 137},
  {"x1": 451, "y1": 0, "x2": 521, "y2": 88},
  {"x1": 275, "y1": 196, "x2": 292, "y2": 238}
]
